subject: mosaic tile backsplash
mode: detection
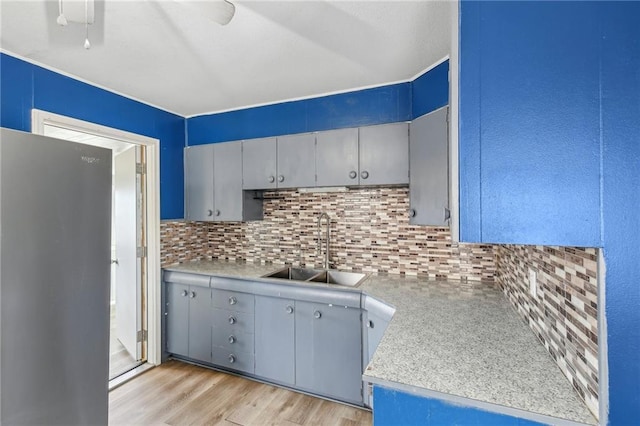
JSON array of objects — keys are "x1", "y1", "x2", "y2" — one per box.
[
  {"x1": 160, "y1": 187, "x2": 600, "y2": 418},
  {"x1": 495, "y1": 245, "x2": 599, "y2": 419},
  {"x1": 161, "y1": 187, "x2": 496, "y2": 280}
]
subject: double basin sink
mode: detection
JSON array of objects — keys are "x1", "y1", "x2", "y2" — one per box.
[{"x1": 262, "y1": 266, "x2": 369, "y2": 287}]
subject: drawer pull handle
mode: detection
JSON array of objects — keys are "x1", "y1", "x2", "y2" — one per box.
[
  {"x1": 228, "y1": 335, "x2": 236, "y2": 344},
  {"x1": 228, "y1": 316, "x2": 236, "y2": 324},
  {"x1": 228, "y1": 296, "x2": 237, "y2": 305},
  {"x1": 228, "y1": 354, "x2": 236, "y2": 364}
]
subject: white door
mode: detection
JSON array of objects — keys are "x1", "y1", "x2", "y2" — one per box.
[{"x1": 114, "y1": 146, "x2": 142, "y2": 361}]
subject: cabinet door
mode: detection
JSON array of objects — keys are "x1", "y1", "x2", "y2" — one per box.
[
  {"x1": 185, "y1": 144, "x2": 215, "y2": 221},
  {"x1": 295, "y1": 301, "x2": 363, "y2": 405},
  {"x1": 242, "y1": 137, "x2": 277, "y2": 190},
  {"x1": 359, "y1": 122, "x2": 409, "y2": 186},
  {"x1": 365, "y1": 311, "x2": 390, "y2": 365},
  {"x1": 187, "y1": 286, "x2": 212, "y2": 363},
  {"x1": 254, "y1": 296, "x2": 295, "y2": 385},
  {"x1": 166, "y1": 283, "x2": 189, "y2": 357},
  {"x1": 409, "y1": 107, "x2": 449, "y2": 225},
  {"x1": 315, "y1": 128, "x2": 359, "y2": 187},
  {"x1": 213, "y1": 142, "x2": 242, "y2": 221},
  {"x1": 276, "y1": 133, "x2": 316, "y2": 188}
]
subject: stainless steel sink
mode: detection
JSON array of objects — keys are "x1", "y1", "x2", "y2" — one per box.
[
  {"x1": 307, "y1": 270, "x2": 368, "y2": 287},
  {"x1": 263, "y1": 267, "x2": 323, "y2": 281},
  {"x1": 262, "y1": 267, "x2": 369, "y2": 287}
]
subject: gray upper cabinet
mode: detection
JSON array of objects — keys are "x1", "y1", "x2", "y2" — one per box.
[
  {"x1": 409, "y1": 106, "x2": 449, "y2": 226},
  {"x1": 185, "y1": 142, "x2": 262, "y2": 222},
  {"x1": 254, "y1": 296, "x2": 295, "y2": 386},
  {"x1": 359, "y1": 122, "x2": 409, "y2": 186},
  {"x1": 276, "y1": 133, "x2": 316, "y2": 188},
  {"x1": 295, "y1": 301, "x2": 363, "y2": 405},
  {"x1": 185, "y1": 144, "x2": 214, "y2": 221},
  {"x1": 315, "y1": 128, "x2": 359, "y2": 187},
  {"x1": 242, "y1": 137, "x2": 277, "y2": 190},
  {"x1": 213, "y1": 142, "x2": 243, "y2": 221}
]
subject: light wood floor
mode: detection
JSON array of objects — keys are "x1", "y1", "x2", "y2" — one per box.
[{"x1": 109, "y1": 360, "x2": 372, "y2": 426}]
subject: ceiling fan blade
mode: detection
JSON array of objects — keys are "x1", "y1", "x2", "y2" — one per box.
[{"x1": 174, "y1": 0, "x2": 236, "y2": 26}]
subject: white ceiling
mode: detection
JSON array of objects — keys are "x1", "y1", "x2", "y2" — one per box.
[{"x1": 0, "y1": 1, "x2": 451, "y2": 117}]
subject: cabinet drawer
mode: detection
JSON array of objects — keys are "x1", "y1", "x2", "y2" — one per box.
[
  {"x1": 212, "y1": 327, "x2": 254, "y2": 354},
  {"x1": 212, "y1": 288, "x2": 254, "y2": 313},
  {"x1": 212, "y1": 348, "x2": 254, "y2": 374},
  {"x1": 212, "y1": 308, "x2": 255, "y2": 334}
]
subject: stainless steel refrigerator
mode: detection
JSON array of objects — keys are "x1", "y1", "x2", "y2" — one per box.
[{"x1": 0, "y1": 128, "x2": 112, "y2": 424}]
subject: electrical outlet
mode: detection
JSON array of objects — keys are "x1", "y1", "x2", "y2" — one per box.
[{"x1": 529, "y1": 269, "x2": 537, "y2": 298}]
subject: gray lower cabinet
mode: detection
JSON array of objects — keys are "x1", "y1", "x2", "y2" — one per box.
[
  {"x1": 242, "y1": 137, "x2": 277, "y2": 190},
  {"x1": 359, "y1": 122, "x2": 409, "y2": 186},
  {"x1": 165, "y1": 282, "x2": 212, "y2": 363},
  {"x1": 254, "y1": 296, "x2": 296, "y2": 385},
  {"x1": 185, "y1": 142, "x2": 262, "y2": 222},
  {"x1": 315, "y1": 128, "x2": 359, "y2": 187},
  {"x1": 295, "y1": 301, "x2": 363, "y2": 405},
  {"x1": 211, "y1": 288, "x2": 255, "y2": 374},
  {"x1": 409, "y1": 106, "x2": 449, "y2": 225}
]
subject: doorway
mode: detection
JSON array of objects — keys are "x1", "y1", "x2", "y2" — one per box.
[{"x1": 31, "y1": 110, "x2": 162, "y2": 381}]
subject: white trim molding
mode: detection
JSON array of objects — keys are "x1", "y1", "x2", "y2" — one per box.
[{"x1": 31, "y1": 109, "x2": 163, "y2": 366}]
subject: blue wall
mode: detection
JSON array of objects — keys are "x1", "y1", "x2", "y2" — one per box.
[
  {"x1": 187, "y1": 61, "x2": 449, "y2": 145},
  {"x1": 187, "y1": 83, "x2": 412, "y2": 145},
  {"x1": 460, "y1": 1, "x2": 601, "y2": 247},
  {"x1": 0, "y1": 53, "x2": 185, "y2": 220},
  {"x1": 460, "y1": 1, "x2": 640, "y2": 424},
  {"x1": 412, "y1": 60, "x2": 449, "y2": 119},
  {"x1": 373, "y1": 386, "x2": 544, "y2": 426}
]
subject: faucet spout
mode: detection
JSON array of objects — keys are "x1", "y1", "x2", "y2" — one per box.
[{"x1": 317, "y1": 212, "x2": 331, "y2": 269}]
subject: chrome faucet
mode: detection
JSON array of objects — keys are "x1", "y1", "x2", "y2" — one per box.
[{"x1": 317, "y1": 212, "x2": 330, "y2": 269}]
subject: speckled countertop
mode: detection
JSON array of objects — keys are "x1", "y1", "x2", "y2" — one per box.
[{"x1": 164, "y1": 260, "x2": 596, "y2": 425}]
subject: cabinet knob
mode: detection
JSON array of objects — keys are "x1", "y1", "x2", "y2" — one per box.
[
  {"x1": 228, "y1": 296, "x2": 237, "y2": 305},
  {"x1": 228, "y1": 316, "x2": 236, "y2": 324},
  {"x1": 207, "y1": 209, "x2": 213, "y2": 217},
  {"x1": 286, "y1": 305, "x2": 294, "y2": 314},
  {"x1": 189, "y1": 291, "x2": 196, "y2": 298},
  {"x1": 367, "y1": 320, "x2": 374, "y2": 329},
  {"x1": 278, "y1": 175, "x2": 285, "y2": 183},
  {"x1": 228, "y1": 354, "x2": 236, "y2": 364},
  {"x1": 314, "y1": 310, "x2": 322, "y2": 319},
  {"x1": 268, "y1": 175, "x2": 275, "y2": 183},
  {"x1": 409, "y1": 208, "x2": 416, "y2": 218},
  {"x1": 228, "y1": 335, "x2": 236, "y2": 344},
  {"x1": 361, "y1": 170, "x2": 369, "y2": 179},
  {"x1": 215, "y1": 210, "x2": 221, "y2": 216},
  {"x1": 181, "y1": 290, "x2": 188, "y2": 297},
  {"x1": 349, "y1": 170, "x2": 357, "y2": 179}
]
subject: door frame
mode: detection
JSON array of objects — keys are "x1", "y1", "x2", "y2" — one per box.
[{"x1": 31, "y1": 109, "x2": 162, "y2": 366}]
